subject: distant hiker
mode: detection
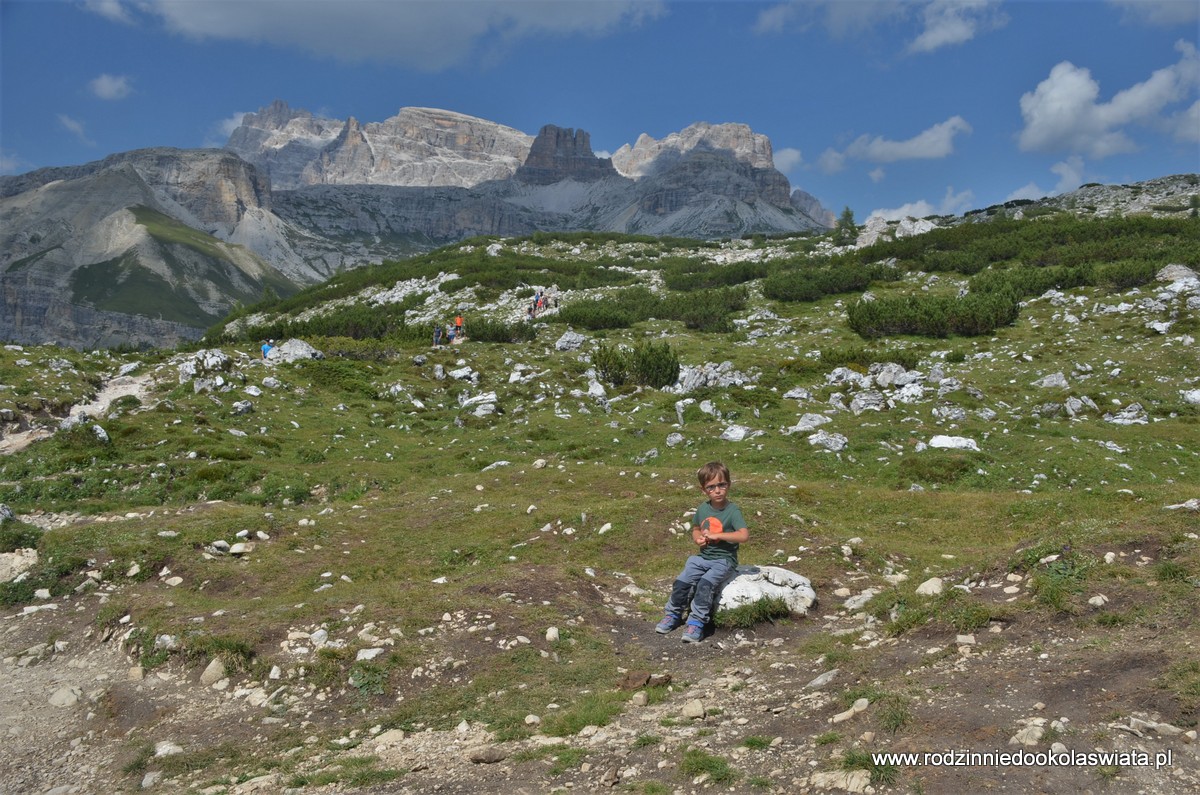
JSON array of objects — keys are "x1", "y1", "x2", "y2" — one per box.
[
  {"x1": 455, "y1": 314, "x2": 464, "y2": 339},
  {"x1": 262, "y1": 339, "x2": 274, "y2": 359},
  {"x1": 434, "y1": 325, "x2": 443, "y2": 347},
  {"x1": 447, "y1": 325, "x2": 456, "y2": 344},
  {"x1": 655, "y1": 461, "x2": 749, "y2": 644}
]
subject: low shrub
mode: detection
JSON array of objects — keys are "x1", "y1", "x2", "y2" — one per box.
[
  {"x1": 466, "y1": 318, "x2": 539, "y2": 344},
  {"x1": 557, "y1": 302, "x2": 637, "y2": 331},
  {"x1": 295, "y1": 359, "x2": 379, "y2": 399},
  {"x1": 848, "y1": 289, "x2": 1020, "y2": 338},
  {"x1": 662, "y1": 287, "x2": 747, "y2": 332},
  {"x1": 763, "y1": 263, "x2": 876, "y2": 303},
  {"x1": 593, "y1": 341, "x2": 681, "y2": 389}
]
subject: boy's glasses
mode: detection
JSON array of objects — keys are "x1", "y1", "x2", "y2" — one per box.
[{"x1": 704, "y1": 482, "x2": 729, "y2": 492}]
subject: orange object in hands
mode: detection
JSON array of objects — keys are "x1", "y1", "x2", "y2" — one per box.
[{"x1": 700, "y1": 516, "x2": 723, "y2": 540}]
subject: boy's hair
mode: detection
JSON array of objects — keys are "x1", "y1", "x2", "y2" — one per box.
[{"x1": 696, "y1": 461, "x2": 731, "y2": 486}]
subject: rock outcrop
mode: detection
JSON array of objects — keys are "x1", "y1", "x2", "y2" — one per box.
[
  {"x1": 611, "y1": 121, "x2": 776, "y2": 176},
  {"x1": 0, "y1": 149, "x2": 299, "y2": 349},
  {"x1": 513, "y1": 125, "x2": 618, "y2": 185},
  {"x1": 227, "y1": 102, "x2": 533, "y2": 190}
]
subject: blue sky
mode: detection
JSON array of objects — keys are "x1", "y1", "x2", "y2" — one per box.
[{"x1": 2, "y1": 0, "x2": 1197, "y2": 221}]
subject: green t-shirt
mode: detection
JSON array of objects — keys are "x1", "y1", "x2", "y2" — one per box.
[{"x1": 693, "y1": 500, "x2": 746, "y2": 565}]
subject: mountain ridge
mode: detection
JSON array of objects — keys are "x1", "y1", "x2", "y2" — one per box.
[{"x1": 2, "y1": 98, "x2": 1194, "y2": 350}]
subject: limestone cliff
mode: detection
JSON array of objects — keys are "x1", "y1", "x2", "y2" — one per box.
[
  {"x1": 513, "y1": 125, "x2": 619, "y2": 185},
  {"x1": 611, "y1": 122, "x2": 777, "y2": 177},
  {"x1": 0, "y1": 151, "x2": 299, "y2": 349},
  {"x1": 227, "y1": 102, "x2": 533, "y2": 189}
]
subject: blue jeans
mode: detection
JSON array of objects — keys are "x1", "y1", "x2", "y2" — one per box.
[{"x1": 665, "y1": 556, "x2": 735, "y2": 625}]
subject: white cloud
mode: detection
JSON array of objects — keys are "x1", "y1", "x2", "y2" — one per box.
[
  {"x1": 754, "y1": 1, "x2": 1003, "y2": 52},
  {"x1": 1019, "y1": 40, "x2": 1200, "y2": 158},
  {"x1": 1169, "y1": 99, "x2": 1200, "y2": 142},
  {"x1": 83, "y1": 0, "x2": 135, "y2": 24},
  {"x1": 831, "y1": 116, "x2": 972, "y2": 167},
  {"x1": 773, "y1": 147, "x2": 803, "y2": 172},
  {"x1": 907, "y1": 0, "x2": 1007, "y2": 54},
  {"x1": 58, "y1": 114, "x2": 95, "y2": 146},
  {"x1": 90, "y1": 74, "x2": 133, "y2": 100},
  {"x1": 1108, "y1": 0, "x2": 1200, "y2": 26},
  {"x1": 1050, "y1": 155, "x2": 1086, "y2": 194},
  {"x1": 0, "y1": 150, "x2": 33, "y2": 176},
  {"x1": 203, "y1": 111, "x2": 253, "y2": 148},
  {"x1": 1005, "y1": 182, "x2": 1047, "y2": 202},
  {"x1": 868, "y1": 185, "x2": 974, "y2": 221},
  {"x1": 1004, "y1": 156, "x2": 1090, "y2": 202},
  {"x1": 817, "y1": 148, "x2": 846, "y2": 174},
  {"x1": 88, "y1": 1, "x2": 664, "y2": 70},
  {"x1": 869, "y1": 167, "x2": 886, "y2": 183}
]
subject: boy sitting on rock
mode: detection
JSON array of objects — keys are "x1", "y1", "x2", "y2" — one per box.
[{"x1": 656, "y1": 461, "x2": 749, "y2": 643}]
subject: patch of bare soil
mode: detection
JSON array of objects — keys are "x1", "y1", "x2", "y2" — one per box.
[
  {"x1": 2, "y1": 569, "x2": 1196, "y2": 795},
  {"x1": 0, "y1": 372, "x2": 157, "y2": 456}
]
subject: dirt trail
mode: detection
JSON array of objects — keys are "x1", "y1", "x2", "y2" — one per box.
[{"x1": 0, "y1": 372, "x2": 157, "y2": 456}]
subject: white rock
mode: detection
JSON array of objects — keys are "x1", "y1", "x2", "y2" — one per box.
[
  {"x1": 200, "y1": 658, "x2": 226, "y2": 686},
  {"x1": 916, "y1": 577, "x2": 944, "y2": 596},
  {"x1": 154, "y1": 740, "x2": 184, "y2": 757},
  {"x1": 718, "y1": 565, "x2": 817, "y2": 614},
  {"x1": 810, "y1": 770, "x2": 871, "y2": 793},
  {"x1": 0, "y1": 548, "x2": 38, "y2": 583},
  {"x1": 929, "y1": 435, "x2": 979, "y2": 452},
  {"x1": 1032, "y1": 372, "x2": 1069, "y2": 389},
  {"x1": 807, "y1": 430, "x2": 848, "y2": 452},
  {"x1": 48, "y1": 687, "x2": 81, "y2": 707},
  {"x1": 1009, "y1": 724, "x2": 1045, "y2": 746}
]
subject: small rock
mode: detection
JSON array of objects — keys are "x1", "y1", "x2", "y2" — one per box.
[
  {"x1": 200, "y1": 658, "x2": 226, "y2": 686},
  {"x1": 916, "y1": 577, "x2": 944, "y2": 596},
  {"x1": 48, "y1": 687, "x2": 81, "y2": 707},
  {"x1": 467, "y1": 745, "x2": 508, "y2": 764}
]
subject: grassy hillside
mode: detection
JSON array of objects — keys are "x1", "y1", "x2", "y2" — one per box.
[
  {"x1": 1, "y1": 212, "x2": 1198, "y2": 792},
  {"x1": 68, "y1": 206, "x2": 301, "y2": 328}
]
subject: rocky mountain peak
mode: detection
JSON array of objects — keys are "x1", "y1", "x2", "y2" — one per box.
[
  {"x1": 611, "y1": 121, "x2": 777, "y2": 178},
  {"x1": 225, "y1": 102, "x2": 532, "y2": 190},
  {"x1": 513, "y1": 125, "x2": 619, "y2": 185}
]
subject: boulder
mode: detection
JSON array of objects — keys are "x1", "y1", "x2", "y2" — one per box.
[
  {"x1": 783, "y1": 413, "x2": 830, "y2": 434},
  {"x1": 718, "y1": 565, "x2": 817, "y2": 615},
  {"x1": 268, "y1": 339, "x2": 324, "y2": 363},
  {"x1": 929, "y1": 435, "x2": 979, "y2": 451},
  {"x1": 849, "y1": 390, "x2": 886, "y2": 415},
  {"x1": 178, "y1": 349, "x2": 232, "y2": 383},
  {"x1": 1032, "y1": 372, "x2": 1069, "y2": 389},
  {"x1": 807, "y1": 430, "x2": 848, "y2": 451},
  {"x1": 0, "y1": 548, "x2": 38, "y2": 583},
  {"x1": 671, "y1": 361, "x2": 755, "y2": 393},
  {"x1": 555, "y1": 330, "x2": 586, "y2": 351}
]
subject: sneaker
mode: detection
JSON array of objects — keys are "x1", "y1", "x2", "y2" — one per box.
[
  {"x1": 681, "y1": 621, "x2": 705, "y2": 643},
  {"x1": 655, "y1": 613, "x2": 684, "y2": 634}
]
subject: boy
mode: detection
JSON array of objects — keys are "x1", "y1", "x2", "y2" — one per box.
[{"x1": 656, "y1": 461, "x2": 749, "y2": 643}]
